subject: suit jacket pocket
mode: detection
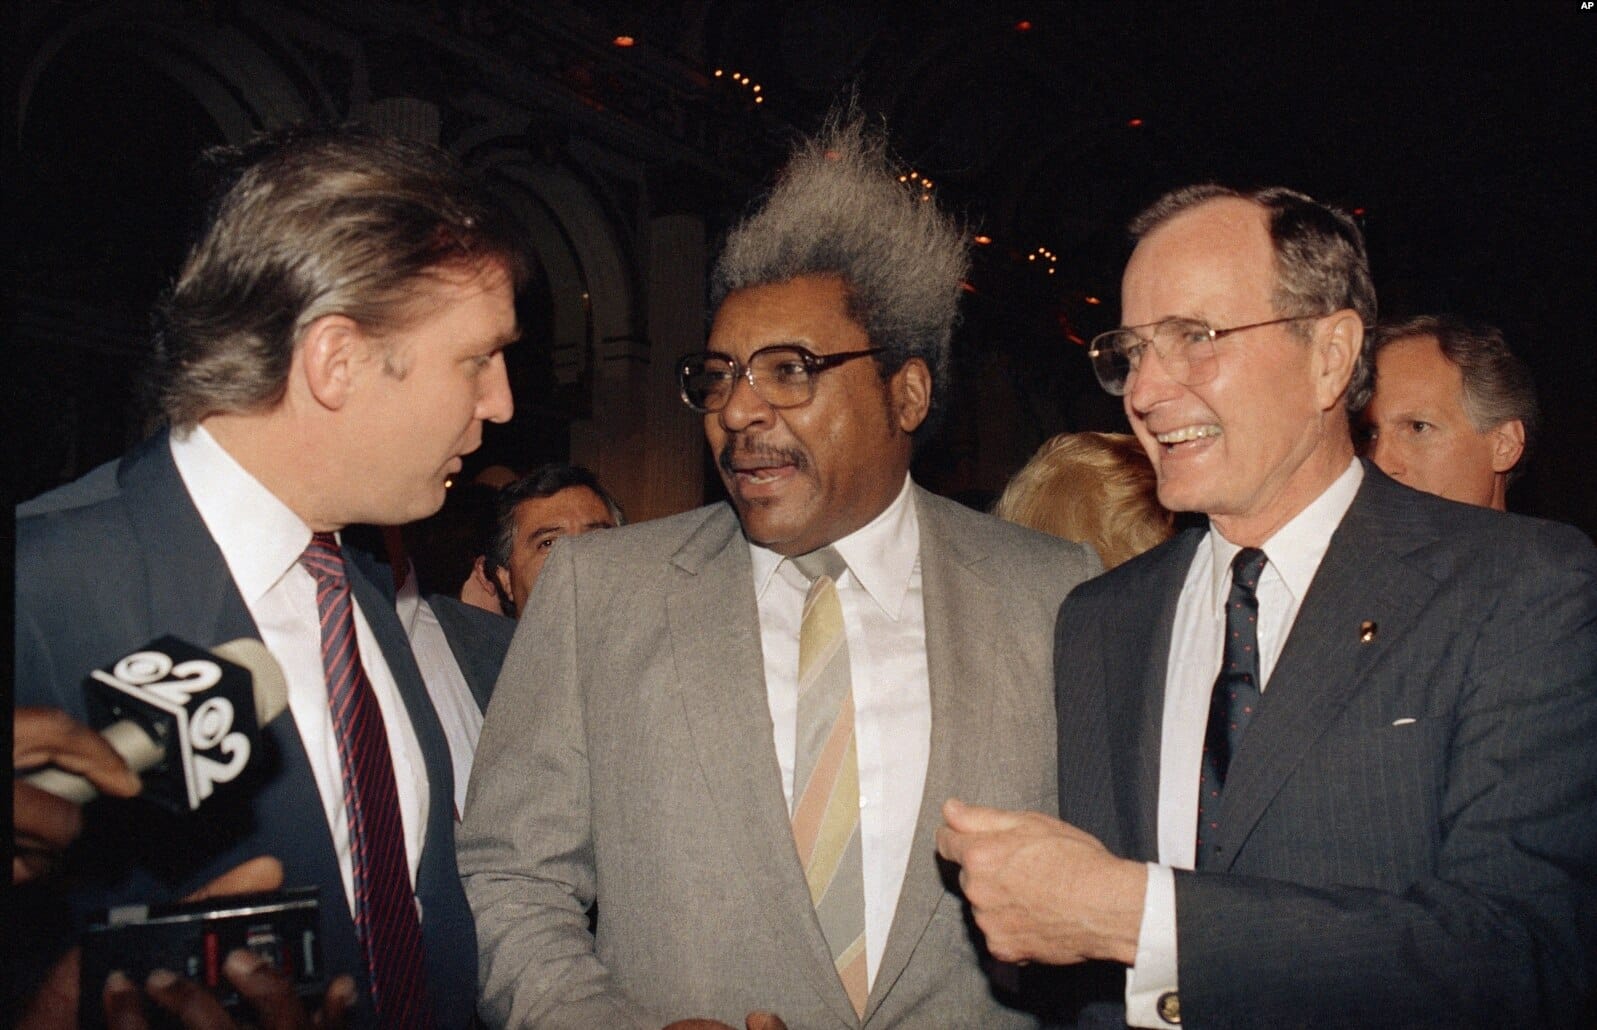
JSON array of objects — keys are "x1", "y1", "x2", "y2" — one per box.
[{"x1": 1265, "y1": 715, "x2": 1449, "y2": 889}]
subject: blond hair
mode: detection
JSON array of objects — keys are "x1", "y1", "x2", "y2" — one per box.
[
  {"x1": 994, "y1": 432, "x2": 1174, "y2": 569},
  {"x1": 155, "y1": 128, "x2": 523, "y2": 427}
]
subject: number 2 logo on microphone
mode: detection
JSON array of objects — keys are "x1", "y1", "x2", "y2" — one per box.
[{"x1": 95, "y1": 646, "x2": 253, "y2": 809}]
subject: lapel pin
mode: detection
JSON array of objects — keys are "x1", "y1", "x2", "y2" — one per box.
[{"x1": 1359, "y1": 620, "x2": 1378, "y2": 643}]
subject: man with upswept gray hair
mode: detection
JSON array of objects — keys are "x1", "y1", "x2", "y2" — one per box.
[{"x1": 459, "y1": 109, "x2": 1099, "y2": 1028}]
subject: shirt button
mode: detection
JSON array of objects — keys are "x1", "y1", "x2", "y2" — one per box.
[
  {"x1": 858, "y1": 795, "x2": 869, "y2": 808},
  {"x1": 1156, "y1": 991, "x2": 1181, "y2": 1024}
]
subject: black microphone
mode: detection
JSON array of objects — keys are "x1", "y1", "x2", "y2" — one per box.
[{"x1": 24, "y1": 637, "x2": 288, "y2": 812}]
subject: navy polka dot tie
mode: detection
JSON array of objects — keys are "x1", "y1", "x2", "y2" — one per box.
[
  {"x1": 1196, "y1": 546, "x2": 1268, "y2": 869},
  {"x1": 301, "y1": 532, "x2": 434, "y2": 1026}
]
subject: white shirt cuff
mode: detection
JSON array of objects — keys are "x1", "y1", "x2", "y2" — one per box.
[{"x1": 1124, "y1": 863, "x2": 1179, "y2": 1027}]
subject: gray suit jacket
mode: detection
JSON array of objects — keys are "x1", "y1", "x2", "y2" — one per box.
[
  {"x1": 1052, "y1": 464, "x2": 1597, "y2": 1028},
  {"x1": 460, "y1": 486, "x2": 1100, "y2": 1028}
]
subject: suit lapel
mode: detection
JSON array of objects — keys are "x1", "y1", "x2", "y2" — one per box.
[
  {"x1": 349, "y1": 550, "x2": 479, "y2": 1013},
  {"x1": 1212, "y1": 469, "x2": 1441, "y2": 867},
  {"x1": 867, "y1": 491, "x2": 981, "y2": 1010},
  {"x1": 117, "y1": 431, "x2": 356, "y2": 966},
  {"x1": 665, "y1": 506, "x2": 858, "y2": 1024},
  {"x1": 119, "y1": 431, "x2": 259, "y2": 646},
  {"x1": 348, "y1": 554, "x2": 455, "y2": 816},
  {"x1": 869, "y1": 488, "x2": 1042, "y2": 1016},
  {"x1": 1107, "y1": 533, "x2": 1200, "y2": 861}
]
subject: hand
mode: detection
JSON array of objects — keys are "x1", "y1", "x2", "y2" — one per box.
[
  {"x1": 101, "y1": 953, "x2": 357, "y2": 1030},
  {"x1": 13, "y1": 707, "x2": 142, "y2": 884},
  {"x1": 16, "y1": 857, "x2": 355, "y2": 1030},
  {"x1": 935, "y1": 798, "x2": 1147, "y2": 966},
  {"x1": 662, "y1": 1013, "x2": 789, "y2": 1030}
]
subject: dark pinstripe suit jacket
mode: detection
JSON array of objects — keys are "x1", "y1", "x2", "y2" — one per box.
[
  {"x1": 1052, "y1": 463, "x2": 1597, "y2": 1028},
  {"x1": 15, "y1": 430, "x2": 479, "y2": 1028}
]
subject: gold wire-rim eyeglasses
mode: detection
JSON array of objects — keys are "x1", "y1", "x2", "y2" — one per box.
[{"x1": 1087, "y1": 314, "x2": 1325, "y2": 396}]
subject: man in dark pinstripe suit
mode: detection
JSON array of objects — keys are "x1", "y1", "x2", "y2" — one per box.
[{"x1": 939, "y1": 184, "x2": 1597, "y2": 1028}]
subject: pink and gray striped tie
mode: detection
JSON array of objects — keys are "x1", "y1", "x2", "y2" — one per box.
[
  {"x1": 789, "y1": 546, "x2": 868, "y2": 1017},
  {"x1": 301, "y1": 532, "x2": 433, "y2": 1026}
]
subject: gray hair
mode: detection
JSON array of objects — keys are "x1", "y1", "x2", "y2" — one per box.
[
  {"x1": 710, "y1": 108, "x2": 970, "y2": 436},
  {"x1": 1129, "y1": 184, "x2": 1377, "y2": 414},
  {"x1": 154, "y1": 127, "x2": 525, "y2": 428},
  {"x1": 1369, "y1": 314, "x2": 1538, "y2": 481}
]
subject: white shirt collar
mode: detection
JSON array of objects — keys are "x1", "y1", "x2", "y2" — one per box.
[
  {"x1": 395, "y1": 559, "x2": 421, "y2": 631},
  {"x1": 749, "y1": 474, "x2": 920, "y2": 619},
  {"x1": 168, "y1": 424, "x2": 316, "y2": 605},
  {"x1": 1206, "y1": 458, "x2": 1363, "y2": 612}
]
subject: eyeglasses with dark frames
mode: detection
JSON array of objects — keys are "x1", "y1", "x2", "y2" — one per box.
[
  {"x1": 1087, "y1": 314, "x2": 1325, "y2": 396},
  {"x1": 676, "y1": 344, "x2": 886, "y2": 413}
]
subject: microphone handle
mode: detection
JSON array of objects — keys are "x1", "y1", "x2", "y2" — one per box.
[{"x1": 21, "y1": 720, "x2": 165, "y2": 804}]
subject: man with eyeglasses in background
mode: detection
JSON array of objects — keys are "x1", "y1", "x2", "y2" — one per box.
[
  {"x1": 937, "y1": 185, "x2": 1597, "y2": 1027},
  {"x1": 458, "y1": 110, "x2": 1099, "y2": 1029}
]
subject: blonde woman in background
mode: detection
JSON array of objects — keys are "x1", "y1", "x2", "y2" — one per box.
[{"x1": 994, "y1": 431, "x2": 1174, "y2": 569}]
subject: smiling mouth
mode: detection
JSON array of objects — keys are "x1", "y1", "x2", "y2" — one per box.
[{"x1": 1155, "y1": 425, "x2": 1222, "y2": 446}]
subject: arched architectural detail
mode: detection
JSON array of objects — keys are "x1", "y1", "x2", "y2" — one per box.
[
  {"x1": 16, "y1": 2, "x2": 363, "y2": 145},
  {"x1": 479, "y1": 151, "x2": 697, "y2": 517},
  {"x1": 460, "y1": 123, "x2": 705, "y2": 519},
  {"x1": 10, "y1": 2, "x2": 366, "y2": 498},
  {"x1": 479, "y1": 153, "x2": 636, "y2": 396},
  {"x1": 12, "y1": 1, "x2": 716, "y2": 515},
  {"x1": 508, "y1": 169, "x2": 637, "y2": 379}
]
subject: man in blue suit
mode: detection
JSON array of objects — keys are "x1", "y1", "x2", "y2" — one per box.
[
  {"x1": 939, "y1": 185, "x2": 1597, "y2": 1027},
  {"x1": 15, "y1": 129, "x2": 522, "y2": 1028}
]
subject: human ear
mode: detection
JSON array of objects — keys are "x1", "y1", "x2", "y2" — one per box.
[
  {"x1": 297, "y1": 315, "x2": 368, "y2": 411},
  {"x1": 1313, "y1": 310, "x2": 1363, "y2": 412},
  {"x1": 889, "y1": 357, "x2": 932, "y2": 434},
  {"x1": 1489, "y1": 419, "x2": 1526, "y2": 474},
  {"x1": 492, "y1": 565, "x2": 517, "y2": 609}
]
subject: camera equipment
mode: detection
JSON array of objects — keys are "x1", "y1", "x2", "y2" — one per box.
[{"x1": 79, "y1": 887, "x2": 325, "y2": 1028}]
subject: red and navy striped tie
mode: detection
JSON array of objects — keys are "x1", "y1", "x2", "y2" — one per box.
[{"x1": 301, "y1": 532, "x2": 433, "y2": 1027}]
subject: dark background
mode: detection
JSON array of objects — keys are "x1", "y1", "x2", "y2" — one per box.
[{"x1": 8, "y1": 1, "x2": 1596, "y2": 536}]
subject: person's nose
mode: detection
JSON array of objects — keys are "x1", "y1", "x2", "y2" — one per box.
[
  {"x1": 477, "y1": 353, "x2": 514, "y2": 424},
  {"x1": 716, "y1": 365, "x2": 775, "y2": 433},
  {"x1": 1368, "y1": 432, "x2": 1404, "y2": 478},
  {"x1": 1124, "y1": 343, "x2": 1183, "y2": 417}
]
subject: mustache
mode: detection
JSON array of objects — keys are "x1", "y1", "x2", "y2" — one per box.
[{"x1": 718, "y1": 440, "x2": 808, "y2": 475}]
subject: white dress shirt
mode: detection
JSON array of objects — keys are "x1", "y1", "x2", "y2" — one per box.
[
  {"x1": 1125, "y1": 459, "x2": 1362, "y2": 1026},
  {"x1": 395, "y1": 575, "x2": 483, "y2": 817},
  {"x1": 169, "y1": 426, "x2": 428, "y2": 916},
  {"x1": 751, "y1": 475, "x2": 931, "y2": 987}
]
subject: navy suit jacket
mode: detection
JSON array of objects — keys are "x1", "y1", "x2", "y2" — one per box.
[
  {"x1": 426, "y1": 593, "x2": 515, "y2": 713},
  {"x1": 15, "y1": 430, "x2": 477, "y2": 1028},
  {"x1": 343, "y1": 545, "x2": 511, "y2": 714},
  {"x1": 1053, "y1": 463, "x2": 1597, "y2": 1028}
]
